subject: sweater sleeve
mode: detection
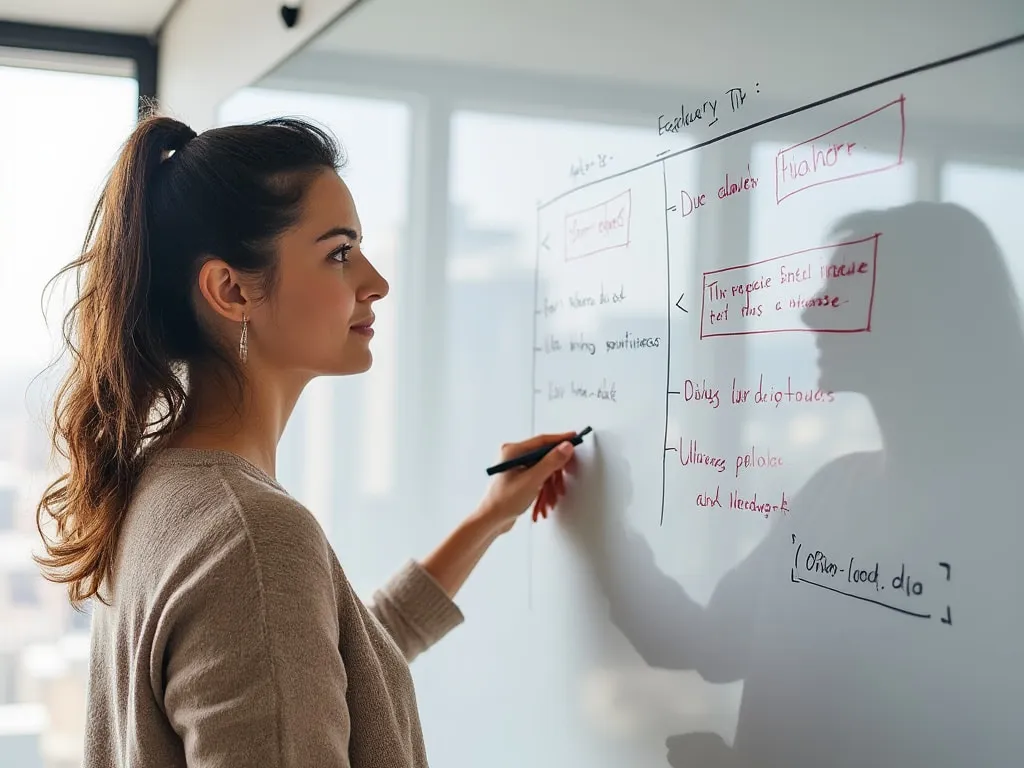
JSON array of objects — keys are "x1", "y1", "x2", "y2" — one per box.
[
  {"x1": 155, "y1": 491, "x2": 351, "y2": 767},
  {"x1": 366, "y1": 559, "x2": 465, "y2": 662}
]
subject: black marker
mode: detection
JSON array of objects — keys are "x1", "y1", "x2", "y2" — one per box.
[{"x1": 486, "y1": 427, "x2": 592, "y2": 475}]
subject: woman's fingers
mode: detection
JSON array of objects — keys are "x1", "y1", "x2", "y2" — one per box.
[
  {"x1": 553, "y1": 468, "x2": 566, "y2": 498},
  {"x1": 530, "y1": 465, "x2": 578, "y2": 523},
  {"x1": 539, "y1": 482, "x2": 553, "y2": 520},
  {"x1": 564, "y1": 453, "x2": 579, "y2": 475},
  {"x1": 501, "y1": 431, "x2": 577, "y2": 459},
  {"x1": 532, "y1": 484, "x2": 546, "y2": 521},
  {"x1": 534, "y1": 475, "x2": 560, "y2": 522}
]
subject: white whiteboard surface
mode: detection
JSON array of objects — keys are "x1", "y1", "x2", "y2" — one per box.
[
  {"x1": 420, "y1": 33, "x2": 1024, "y2": 768},
  {"x1": 261, "y1": 9, "x2": 1024, "y2": 765}
]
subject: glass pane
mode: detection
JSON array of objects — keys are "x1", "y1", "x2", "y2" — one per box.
[
  {"x1": 430, "y1": 111, "x2": 696, "y2": 767},
  {"x1": 941, "y1": 161, "x2": 1024, "y2": 299},
  {"x1": 0, "y1": 63, "x2": 138, "y2": 768},
  {"x1": 218, "y1": 88, "x2": 412, "y2": 594},
  {"x1": 443, "y1": 111, "x2": 675, "y2": 532}
]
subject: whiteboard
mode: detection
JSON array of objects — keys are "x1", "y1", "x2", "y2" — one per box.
[
  {"x1": 405, "y1": 31, "x2": 1024, "y2": 768},
  {"x1": 525, "y1": 36, "x2": 1024, "y2": 768},
  {"x1": 256, "y1": 9, "x2": 1024, "y2": 766}
]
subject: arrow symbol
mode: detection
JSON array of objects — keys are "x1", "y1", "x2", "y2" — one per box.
[
  {"x1": 675, "y1": 293, "x2": 688, "y2": 313},
  {"x1": 540, "y1": 234, "x2": 551, "y2": 251}
]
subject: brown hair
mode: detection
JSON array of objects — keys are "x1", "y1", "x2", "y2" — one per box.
[{"x1": 35, "y1": 108, "x2": 343, "y2": 606}]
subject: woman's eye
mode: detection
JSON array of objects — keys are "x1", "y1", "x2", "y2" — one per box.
[{"x1": 329, "y1": 244, "x2": 353, "y2": 263}]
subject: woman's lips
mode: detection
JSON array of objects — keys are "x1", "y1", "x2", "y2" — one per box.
[{"x1": 350, "y1": 317, "x2": 375, "y2": 337}]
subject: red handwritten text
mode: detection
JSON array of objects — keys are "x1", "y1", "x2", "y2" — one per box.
[
  {"x1": 775, "y1": 96, "x2": 906, "y2": 204},
  {"x1": 700, "y1": 234, "x2": 880, "y2": 338},
  {"x1": 679, "y1": 165, "x2": 760, "y2": 219},
  {"x1": 734, "y1": 445, "x2": 784, "y2": 478},
  {"x1": 564, "y1": 189, "x2": 632, "y2": 261},
  {"x1": 692, "y1": 486, "x2": 790, "y2": 519}
]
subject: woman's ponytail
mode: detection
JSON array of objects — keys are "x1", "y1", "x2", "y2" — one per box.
[
  {"x1": 35, "y1": 110, "x2": 342, "y2": 606},
  {"x1": 35, "y1": 116, "x2": 197, "y2": 605}
]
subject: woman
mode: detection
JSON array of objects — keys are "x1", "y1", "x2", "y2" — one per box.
[{"x1": 34, "y1": 113, "x2": 575, "y2": 767}]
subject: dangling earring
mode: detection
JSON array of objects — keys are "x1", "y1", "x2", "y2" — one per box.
[{"x1": 239, "y1": 315, "x2": 248, "y2": 363}]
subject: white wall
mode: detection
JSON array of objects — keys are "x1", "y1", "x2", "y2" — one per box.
[{"x1": 157, "y1": 0, "x2": 361, "y2": 128}]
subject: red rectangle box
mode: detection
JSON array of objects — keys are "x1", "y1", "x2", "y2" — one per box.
[
  {"x1": 700, "y1": 234, "x2": 880, "y2": 339},
  {"x1": 564, "y1": 189, "x2": 632, "y2": 261},
  {"x1": 775, "y1": 96, "x2": 906, "y2": 204}
]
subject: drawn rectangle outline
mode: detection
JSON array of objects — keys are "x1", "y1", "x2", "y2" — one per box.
[
  {"x1": 563, "y1": 188, "x2": 632, "y2": 261},
  {"x1": 699, "y1": 233, "x2": 881, "y2": 339},
  {"x1": 774, "y1": 96, "x2": 906, "y2": 204}
]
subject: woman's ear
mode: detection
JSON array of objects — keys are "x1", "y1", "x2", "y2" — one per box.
[{"x1": 195, "y1": 258, "x2": 250, "y2": 323}]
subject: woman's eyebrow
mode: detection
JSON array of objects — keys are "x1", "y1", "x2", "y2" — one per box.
[{"x1": 315, "y1": 226, "x2": 359, "y2": 242}]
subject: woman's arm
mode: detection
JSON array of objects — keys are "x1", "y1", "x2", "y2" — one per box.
[
  {"x1": 420, "y1": 510, "x2": 503, "y2": 598},
  {"x1": 367, "y1": 433, "x2": 576, "y2": 657},
  {"x1": 422, "y1": 432, "x2": 577, "y2": 598}
]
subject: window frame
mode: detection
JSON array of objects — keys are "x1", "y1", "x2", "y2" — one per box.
[{"x1": 0, "y1": 20, "x2": 157, "y2": 114}]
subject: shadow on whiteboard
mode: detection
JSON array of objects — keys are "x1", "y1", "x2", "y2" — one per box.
[{"x1": 564, "y1": 202, "x2": 1024, "y2": 768}]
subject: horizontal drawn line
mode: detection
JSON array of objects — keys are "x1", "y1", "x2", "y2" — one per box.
[
  {"x1": 701, "y1": 233, "x2": 878, "y2": 276},
  {"x1": 668, "y1": 390, "x2": 681, "y2": 395},
  {"x1": 775, "y1": 97, "x2": 903, "y2": 155},
  {"x1": 796, "y1": 577, "x2": 932, "y2": 619},
  {"x1": 656, "y1": 149, "x2": 671, "y2": 157},
  {"x1": 776, "y1": 159, "x2": 903, "y2": 204},
  {"x1": 701, "y1": 327, "x2": 870, "y2": 339},
  {"x1": 537, "y1": 32, "x2": 1024, "y2": 210}
]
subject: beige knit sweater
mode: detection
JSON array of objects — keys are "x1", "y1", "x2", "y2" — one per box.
[{"x1": 83, "y1": 447, "x2": 464, "y2": 767}]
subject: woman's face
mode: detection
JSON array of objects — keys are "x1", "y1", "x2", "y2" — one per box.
[{"x1": 252, "y1": 170, "x2": 389, "y2": 377}]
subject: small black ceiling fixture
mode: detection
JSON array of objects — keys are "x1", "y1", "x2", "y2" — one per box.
[{"x1": 280, "y1": 2, "x2": 301, "y2": 29}]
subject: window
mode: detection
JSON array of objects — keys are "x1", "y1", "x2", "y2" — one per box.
[
  {"x1": 0, "y1": 652, "x2": 16, "y2": 706},
  {"x1": 941, "y1": 160, "x2": 1024, "y2": 300},
  {"x1": 419, "y1": 110, "x2": 700, "y2": 765},
  {"x1": 67, "y1": 601, "x2": 92, "y2": 634},
  {"x1": 0, "y1": 56, "x2": 139, "y2": 767},
  {"x1": 8, "y1": 571, "x2": 38, "y2": 606},
  {"x1": 0, "y1": 488, "x2": 14, "y2": 531},
  {"x1": 443, "y1": 111, "x2": 672, "y2": 534}
]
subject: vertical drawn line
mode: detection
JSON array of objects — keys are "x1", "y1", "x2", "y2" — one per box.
[
  {"x1": 660, "y1": 159, "x2": 671, "y2": 527},
  {"x1": 866, "y1": 233, "x2": 881, "y2": 332},
  {"x1": 897, "y1": 93, "x2": 907, "y2": 165},
  {"x1": 528, "y1": 209, "x2": 543, "y2": 611},
  {"x1": 526, "y1": 508, "x2": 534, "y2": 612}
]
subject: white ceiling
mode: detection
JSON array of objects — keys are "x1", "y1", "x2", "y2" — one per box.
[
  {"x1": 0, "y1": 0, "x2": 177, "y2": 35},
  {"x1": 307, "y1": 0, "x2": 1024, "y2": 101}
]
